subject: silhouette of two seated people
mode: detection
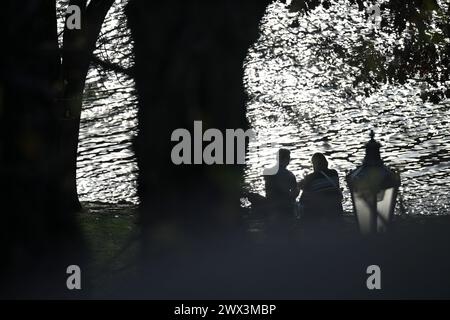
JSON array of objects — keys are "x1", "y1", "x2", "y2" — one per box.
[{"x1": 249, "y1": 149, "x2": 343, "y2": 227}]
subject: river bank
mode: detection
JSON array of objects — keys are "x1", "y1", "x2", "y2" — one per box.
[{"x1": 78, "y1": 202, "x2": 450, "y2": 298}]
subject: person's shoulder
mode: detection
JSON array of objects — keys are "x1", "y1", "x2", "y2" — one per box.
[
  {"x1": 326, "y1": 169, "x2": 339, "y2": 176},
  {"x1": 286, "y1": 170, "x2": 298, "y2": 183},
  {"x1": 303, "y1": 171, "x2": 314, "y2": 178},
  {"x1": 286, "y1": 169, "x2": 296, "y2": 177},
  {"x1": 302, "y1": 171, "x2": 316, "y2": 182}
]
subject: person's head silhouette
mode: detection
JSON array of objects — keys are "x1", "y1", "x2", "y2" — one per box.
[
  {"x1": 312, "y1": 152, "x2": 328, "y2": 172},
  {"x1": 278, "y1": 148, "x2": 291, "y2": 169}
]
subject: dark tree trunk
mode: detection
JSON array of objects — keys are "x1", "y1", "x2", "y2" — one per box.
[
  {"x1": 0, "y1": 0, "x2": 86, "y2": 298},
  {"x1": 127, "y1": 1, "x2": 270, "y2": 254},
  {"x1": 59, "y1": 0, "x2": 114, "y2": 211}
]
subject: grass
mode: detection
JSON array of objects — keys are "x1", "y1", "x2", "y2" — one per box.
[
  {"x1": 76, "y1": 202, "x2": 450, "y2": 297},
  {"x1": 78, "y1": 202, "x2": 139, "y2": 297}
]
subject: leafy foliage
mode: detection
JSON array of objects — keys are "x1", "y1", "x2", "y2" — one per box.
[{"x1": 286, "y1": 0, "x2": 450, "y2": 102}]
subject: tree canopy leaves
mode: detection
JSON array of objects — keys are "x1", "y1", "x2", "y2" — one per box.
[{"x1": 286, "y1": 0, "x2": 449, "y2": 102}]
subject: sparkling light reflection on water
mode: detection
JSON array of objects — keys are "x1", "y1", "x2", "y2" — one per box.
[
  {"x1": 76, "y1": 1, "x2": 450, "y2": 215},
  {"x1": 244, "y1": 1, "x2": 450, "y2": 215},
  {"x1": 75, "y1": 0, "x2": 139, "y2": 204},
  {"x1": 77, "y1": 75, "x2": 139, "y2": 204}
]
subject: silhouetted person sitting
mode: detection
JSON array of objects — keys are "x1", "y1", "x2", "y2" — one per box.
[
  {"x1": 264, "y1": 149, "x2": 299, "y2": 224},
  {"x1": 299, "y1": 153, "x2": 343, "y2": 222}
]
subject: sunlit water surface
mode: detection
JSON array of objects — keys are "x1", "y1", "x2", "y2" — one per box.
[
  {"x1": 244, "y1": 1, "x2": 450, "y2": 215},
  {"x1": 74, "y1": 0, "x2": 139, "y2": 204},
  {"x1": 76, "y1": 1, "x2": 449, "y2": 215}
]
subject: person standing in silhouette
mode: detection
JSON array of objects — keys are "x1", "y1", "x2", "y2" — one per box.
[
  {"x1": 264, "y1": 149, "x2": 299, "y2": 225},
  {"x1": 298, "y1": 153, "x2": 343, "y2": 222}
]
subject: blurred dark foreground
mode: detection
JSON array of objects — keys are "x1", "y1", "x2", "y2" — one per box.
[
  {"x1": 121, "y1": 215, "x2": 450, "y2": 299},
  {"x1": 3, "y1": 206, "x2": 450, "y2": 299},
  {"x1": 2, "y1": 208, "x2": 450, "y2": 299}
]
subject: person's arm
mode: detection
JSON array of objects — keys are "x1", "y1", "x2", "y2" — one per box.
[
  {"x1": 291, "y1": 184, "x2": 300, "y2": 200},
  {"x1": 328, "y1": 169, "x2": 343, "y2": 199},
  {"x1": 330, "y1": 169, "x2": 341, "y2": 188},
  {"x1": 264, "y1": 175, "x2": 274, "y2": 199},
  {"x1": 289, "y1": 173, "x2": 300, "y2": 200}
]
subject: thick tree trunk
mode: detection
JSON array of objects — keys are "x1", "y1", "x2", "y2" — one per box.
[
  {"x1": 127, "y1": 0, "x2": 270, "y2": 255},
  {"x1": 0, "y1": 0, "x2": 86, "y2": 298}
]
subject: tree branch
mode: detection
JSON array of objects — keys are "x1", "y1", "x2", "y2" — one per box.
[{"x1": 90, "y1": 54, "x2": 135, "y2": 77}]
